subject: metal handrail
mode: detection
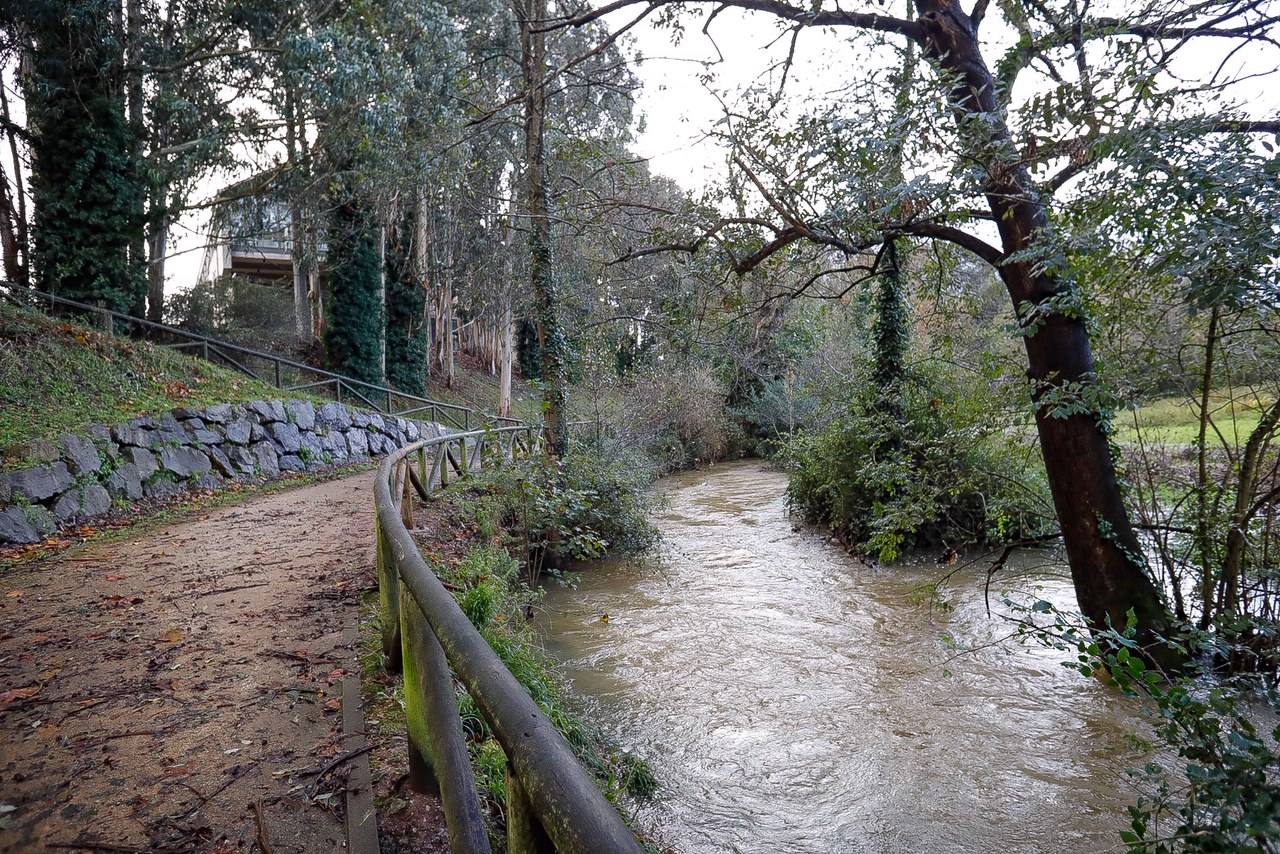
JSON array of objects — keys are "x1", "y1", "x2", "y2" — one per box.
[
  {"x1": 374, "y1": 427, "x2": 644, "y2": 854},
  {"x1": 0, "y1": 282, "x2": 526, "y2": 431}
]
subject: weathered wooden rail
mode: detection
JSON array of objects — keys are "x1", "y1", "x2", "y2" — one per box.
[{"x1": 373, "y1": 426, "x2": 644, "y2": 854}]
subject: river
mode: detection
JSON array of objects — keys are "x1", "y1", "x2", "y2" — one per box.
[{"x1": 539, "y1": 460, "x2": 1146, "y2": 853}]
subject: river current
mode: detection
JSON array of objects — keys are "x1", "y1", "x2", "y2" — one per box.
[{"x1": 539, "y1": 460, "x2": 1144, "y2": 853}]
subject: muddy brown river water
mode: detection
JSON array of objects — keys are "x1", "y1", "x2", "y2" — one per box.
[{"x1": 539, "y1": 460, "x2": 1146, "y2": 853}]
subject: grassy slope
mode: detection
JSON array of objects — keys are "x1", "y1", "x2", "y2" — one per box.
[
  {"x1": 1112, "y1": 389, "x2": 1273, "y2": 445},
  {"x1": 1, "y1": 300, "x2": 609, "y2": 472},
  {"x1": 424, "y1": 353, "x2": 546, "y2": 422},
  {"x1": 0, "y1": 301, "x2": 296, "y2": 467}
]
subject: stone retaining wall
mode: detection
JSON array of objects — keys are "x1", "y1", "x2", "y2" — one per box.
[{"x1": 0, "y1": 399, "x2": 444, "y2": 544}]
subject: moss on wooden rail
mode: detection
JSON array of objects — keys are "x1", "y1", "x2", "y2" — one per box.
[{"x1": 372, "y1": 427, "x2": 644, "y2": 854}]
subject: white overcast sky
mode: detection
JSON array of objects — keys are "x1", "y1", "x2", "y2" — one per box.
[{"x1": 76, "y1": 3, "x2": 1280, "y2": 289}]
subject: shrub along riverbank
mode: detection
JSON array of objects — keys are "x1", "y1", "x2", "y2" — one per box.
[{"x1": 359, "y1": 446, "x2": 660, "y2": 850}]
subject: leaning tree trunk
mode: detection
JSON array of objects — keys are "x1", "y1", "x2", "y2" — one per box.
[
  {"x1": 918, "y1": 1, "x2": 1176, "y2": 652},
  {"x1": 1220, "y1": 398, "x2": 1280, "y2": 620}
]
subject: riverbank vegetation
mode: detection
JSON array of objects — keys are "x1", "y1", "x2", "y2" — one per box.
[{"x1": 360, "y1": 451, "x2": 658, "y2": 847}]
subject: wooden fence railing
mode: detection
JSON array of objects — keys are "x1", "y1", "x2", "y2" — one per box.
[
  {"x1": 0, "y1": 282, "x2": 523, "y2": 433},
  {"x1": 373, "y1": 426, "x2": 644, "y2": 854}
]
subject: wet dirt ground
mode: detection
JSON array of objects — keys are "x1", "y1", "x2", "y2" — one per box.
[{"x1": 0, "y1": 472, "x2": 382, "y2": 853}]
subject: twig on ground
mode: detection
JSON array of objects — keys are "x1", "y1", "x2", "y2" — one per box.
[
  {"x1": 195, "y1": 581, "x2": 269, "y2": 598},
  {"x1": 50, "y1": 843, "x2": 186, "y2": 854},
  {"x1": 252, "y1": 800, "x2": 275, "y2": 854}
]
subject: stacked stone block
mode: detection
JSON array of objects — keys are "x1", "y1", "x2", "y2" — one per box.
[{"x1": 0, "y1": 399, "x2": 443, "y2": 544}]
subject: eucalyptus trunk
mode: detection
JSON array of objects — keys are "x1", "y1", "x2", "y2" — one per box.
[
  {"x1": 125, "y1": 0, "x2": 146, "y2": 318},
  {"x1": 0, "y1": 82, "x2": 28, "y2": 286},
  {"x1": 519, "y1": 0, "x2": 567, "y2": 458},
  {"x1": 1195, "y1": 305, "x2": 1221, "y2": 628},
  {"x1": 284, "y1": 87, "x2": 313, "y2": 341},
  {"x1": 145, "y1": 213, "x2": 167, "y2": 323}
]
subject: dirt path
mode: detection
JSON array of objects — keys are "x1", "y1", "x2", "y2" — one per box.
[{"x1": 0, "y1": 471, "x2": 380, "y2": 853}]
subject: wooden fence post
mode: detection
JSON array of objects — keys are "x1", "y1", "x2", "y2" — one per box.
[
  {"x1": 399, "y1": 589, "x2": 493, "y2": 854},
  {"x1": 400, "y1": 461, "x2": 414, "y2": 529},
  {"x1": 375, "y1": 511, "x2": 402, "y2": 673},
  {"x1": 506, "y1": 766, "x2": 555, "y2": 854}
]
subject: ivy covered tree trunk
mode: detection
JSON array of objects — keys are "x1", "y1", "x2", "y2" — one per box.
[
  {"x1": 918, "y1": 1, "x2": 1176, "y2": 652},
  {"x1": 871, "y1": 239, "x2": 908, "y2": 418},
  {"x1": 323, "y1": 188, "x2": 385, "y2": 387},
  {"x1": 384, "y1": 206, "x2": 428, "y2": 395},
  {"x1": 19, "y1": 0, "x2": 145, "y2": 313},
  {"x1": 519, "y1": 0, "x2": 568, "y2": 457}
]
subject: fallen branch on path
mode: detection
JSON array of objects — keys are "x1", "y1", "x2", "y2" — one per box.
[
  {"x1": 50, "y1": 842, "x2": 187, "y2": 854},
  {"x1": 195, "y1": 581, "x2": 269, "y2": 598},
  {"x1": 301, "y1": 744, "x2": 373, "y2": 779},
  {"x1": 257, "y1": 650, "x2": 335, "y2": 666},
  {"x1": 172, "y1": 759, "x2": 262, "y2": 820},
  {"x1": 57, "y1": 697, "x2": 109, "y2": 723},
  {"x1": 301, "y1": 744, "x2": 373, "y2": 798}
]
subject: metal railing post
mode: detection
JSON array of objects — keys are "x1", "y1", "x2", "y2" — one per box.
[{"x1": 95, "y1": 300, "x2": 112, "y2": 334}]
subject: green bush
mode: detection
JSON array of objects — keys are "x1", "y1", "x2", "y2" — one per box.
[
  {"x1": 461, "y1": 444, "x2": 660, "y2": 572},
  {"x1": 782, "y1": 368, "x2": 1052, "y2": 561},
  {"x1": 166, "y1": 277, "x2": 301, "y2": 353}
]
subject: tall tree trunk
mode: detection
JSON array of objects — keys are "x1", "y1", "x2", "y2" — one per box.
[
  {"x1": 379, "y1": 221, "x2": 386, "y2": 378},
  {"x1": 145, "y1": 214, "x2": 167, "y2": 322},
  {"x1": 125, "y1": 0, "x2": 146, "y2": 318},
  {"x1": 0, "y1": 79, "x2": 29, "y2": 285},
  {"x1": 498, "y1": 173, "x2": 517, "y2": 416},
  {"x1": 519, "y1": 0, "x2": 567, "y2": 457},
  {"x1": 0, "y1": 156, "x2": 21, "y2": 284},
  {"x1": 444, "y1": 279, "x2": 454, "y2": 388},
  {"x1": 919, "y1": 2, "x2": 1175, "y2": 652},
  {"x1": 284, "y1": 87, "x2": 312, "y2": 341},
  {"x1": 1195, "y1": 305, "x2": 1221, "y2": 628},
  {"x1": 309, "y1": 265, "x2": 323, "y2": 338},
  {"x1": 415, "y1": 188, "x2": 431, "y2": 378},
  {"x1": 1219, "y1": 398, "x2": 1280, "y2": 621}
]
